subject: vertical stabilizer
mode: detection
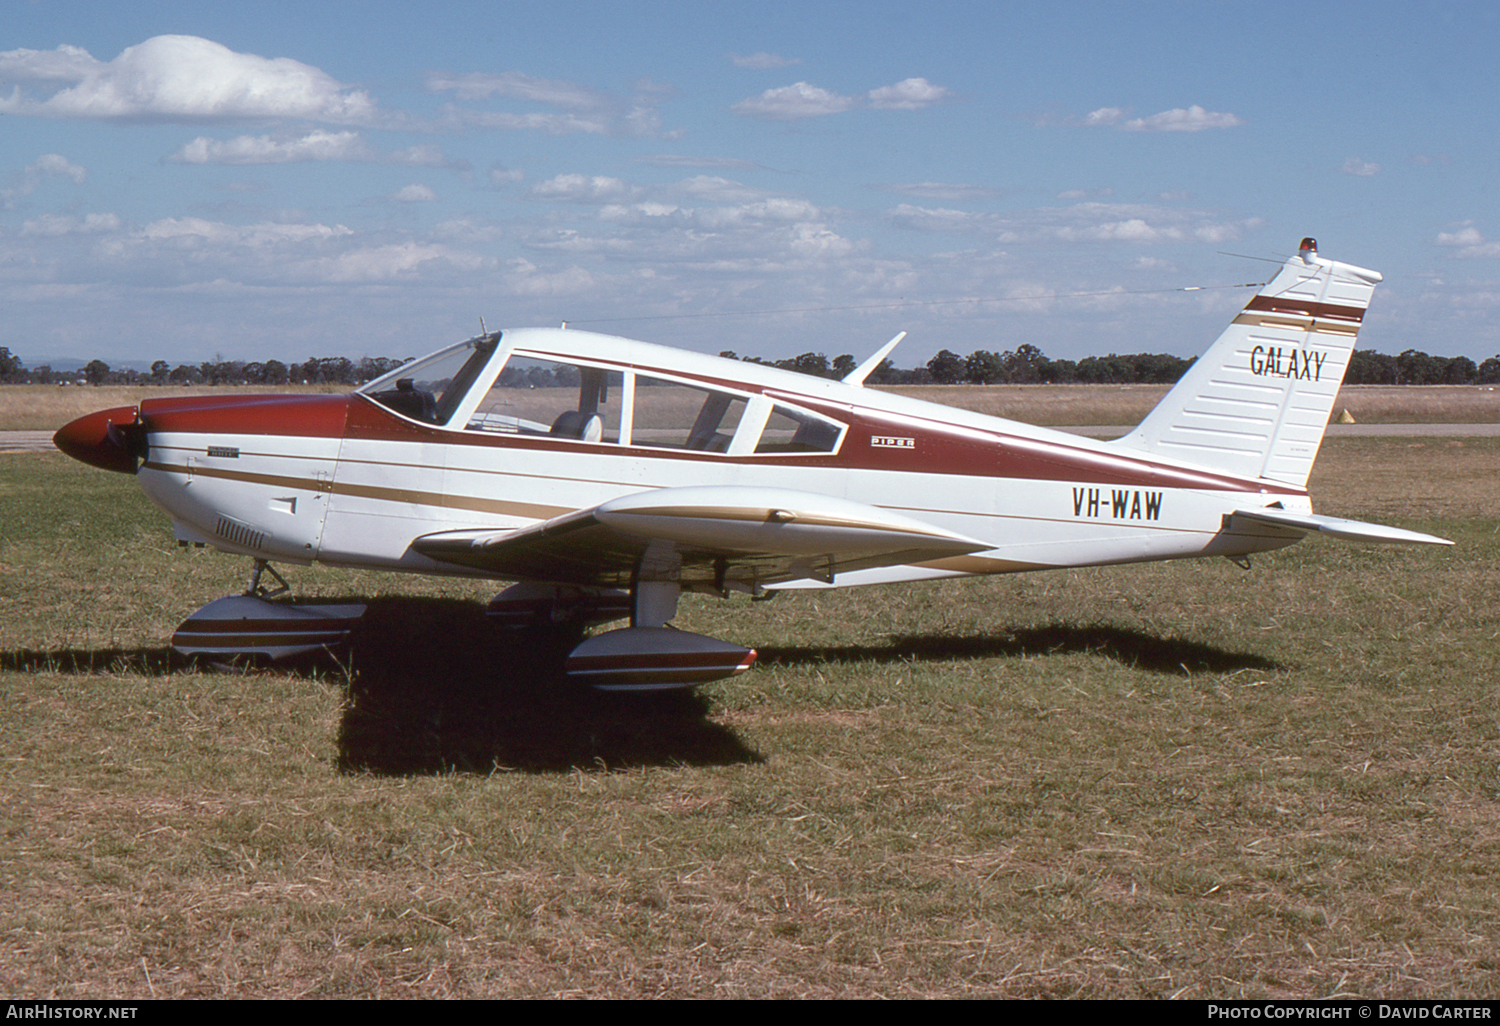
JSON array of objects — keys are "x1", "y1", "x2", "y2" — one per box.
[{"x1": 1112, "y1": 239, "x2": 1381, "y2": 487}]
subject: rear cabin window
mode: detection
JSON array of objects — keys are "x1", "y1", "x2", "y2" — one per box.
[
  {"x1": 754, "y1": 405, "x2": 843, "y2": 454},
  {"x1": 631, "y1": 376, "x2": 747, "y2": 451}
]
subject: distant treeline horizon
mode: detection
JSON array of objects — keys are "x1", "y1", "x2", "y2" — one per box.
[{"x1": 2, "y1": 344, "x2": 1497, "y2": 388}]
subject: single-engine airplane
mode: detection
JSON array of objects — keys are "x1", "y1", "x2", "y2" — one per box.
[{"x1": 55, "y1": 239, "x2": 1450, "y2": 688}]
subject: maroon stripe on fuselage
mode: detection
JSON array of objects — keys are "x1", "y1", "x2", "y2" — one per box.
[
  {"x1": 1244, "y1": 295, "x2": 1365, "y2": 322},
  {"x1": 139, "y1": 394, "x2": 351, "y2": 438},
  {"x1": 346, "y1": 392, "x2": 1297, "y2": 495}
]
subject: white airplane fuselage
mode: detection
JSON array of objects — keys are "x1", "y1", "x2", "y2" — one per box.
[{"x1": 103, "y1": 324, "x2": 1311, "y2": 593}]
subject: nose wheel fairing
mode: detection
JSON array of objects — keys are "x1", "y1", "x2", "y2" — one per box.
[{"x1": 170, "y1": 594, "x2": 368, "y2": 664}]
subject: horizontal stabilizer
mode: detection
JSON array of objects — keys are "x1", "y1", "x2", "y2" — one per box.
[{"x1": 1228, "y1": 508, "x2": 1452, "y2": 546}]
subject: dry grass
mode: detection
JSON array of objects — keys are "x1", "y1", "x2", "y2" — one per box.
[{"x1": 1, "y1": 439, "x2": 1496, "y2": 998}]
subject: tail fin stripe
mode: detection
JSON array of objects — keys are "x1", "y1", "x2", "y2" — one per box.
[{"x1": 1245, "y1": 295, "x2": 1365, "y2": 322}]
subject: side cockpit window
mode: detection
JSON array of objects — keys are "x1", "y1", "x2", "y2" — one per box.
[{"x1": 467, "y1": 356, "x2": 624, "y2": 443}]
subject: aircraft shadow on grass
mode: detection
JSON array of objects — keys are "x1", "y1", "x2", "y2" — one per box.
[
  {"x1": 3, "y1": 598, "x2": 1282, "y2": 775},
  {"x1": 758, "y1": 625, "x2": 1283, "y2": 677}
]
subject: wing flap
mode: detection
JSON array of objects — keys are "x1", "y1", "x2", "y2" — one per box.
[
  {"x1": 1228, "y1": 508, "x2": 1452, "y2": 546},
  {"x1": 412, "y1": 485, "x2": 988, "y2": 588}
]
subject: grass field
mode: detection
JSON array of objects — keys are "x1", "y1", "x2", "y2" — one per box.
[{"x1": 1, "y1": 432, "x2": 1496, "y2": 997}]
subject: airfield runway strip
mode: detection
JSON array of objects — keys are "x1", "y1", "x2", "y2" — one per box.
[
  {"x1": 1060, "y1": 424, "x2": 1500, "y2": 439},
  {"x1": 3, "y1": 425, "x2": 1498, "y2": 455},
  {"x1": 0, "y1": 431, "x2": 58, "y2": 453}
]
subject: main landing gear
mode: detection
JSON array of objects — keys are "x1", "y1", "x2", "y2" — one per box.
[
  {"x1": 168, "y1": 563, "x2": 756, "y2": 690},
  {"x1": 488, "y1": 580, "x2": 755, "y2": 691}
]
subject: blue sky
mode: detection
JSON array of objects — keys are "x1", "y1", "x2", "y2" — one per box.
[{"x1": 4, "y1": 0, "x2": 1499, "y2": 369}]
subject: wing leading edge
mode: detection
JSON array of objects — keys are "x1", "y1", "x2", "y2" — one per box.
[{"x1": 412, "y1": 485, "x2": 988, "y2": 590}]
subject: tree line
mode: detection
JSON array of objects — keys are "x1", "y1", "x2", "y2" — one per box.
[
  {"x1": 2, "y1": 344, "x2": 1498, "y2": 388},
  {"x1": 726, "y1": 345, "x2": 1500, "y2": 386},
  {"x1": 0, "y1": 350, "x2": 407, "y2": 387}
]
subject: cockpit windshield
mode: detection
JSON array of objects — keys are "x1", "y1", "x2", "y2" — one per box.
[{"x1": 358, "y1": 333, "x2": 500, "y2": 425}]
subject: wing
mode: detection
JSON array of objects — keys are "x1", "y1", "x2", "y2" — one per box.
[
  {"x1": 411, "y1": 485, "x2": 989, "y2": 590},
  {"x1": 1227, "y1": 508, "x2": 1452, "y2": 546}
]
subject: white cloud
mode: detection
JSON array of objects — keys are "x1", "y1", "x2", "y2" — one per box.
[
  {"x1": 445, "y1": 108, "x2": 615, "y2": 135},
  {"x1": 427, "y1": 70, "x2": 666, "y2": 137},
  {"x1": 1342, "y1": 157, "x2": 1382, "y2": 177},
  {"x1": 20, "y1": 212, "x2": 121, "y2": 236},
  {"x1": 135, "y1": 217, "x2": 353, "y2": 246},
  {"x1": 1120, "y1": 105, "x2": 1243, "y2": 132},
  {"x1": 638, "y1": 154, "x2": 773, "y2": 173},
  {"x1": 2, "y1": 154, "x2": 88, "y2": 205},
  {"x1": 1132, "y1": 256, "x2": 1176, "y2": 271},
  {"x1": 40, "y1": 214, "x2": 492, "y2": 289},
  {"x1": 308, "y1": 242, "x2": 484, "y2": 282},
  {"x1": 878, "y1": 182, "x2": 1003, "y2": 201},
  {"x1": 0, "y1": 35, "x2": 375, "y2": 123},
  {"x1": 1058, "y1": 187, "x2": 1115, "y2": 200},
  {"x1": 706, "y1": 197, "x2": 823, "y2": 225},
  {"x1": 0, "y1": 42, "x2": 97, "y2": 84},
  {"x1": 388, "y1": 145, "x2": 464, "y2": 169},
  {"x1": 432, "y1": 217, "x2": 505, "y2": 244},
  {"x1": 597, "y1": 202, "x2": 681, "y2": 223},
  {"x1": 528, "y1": 174, "x2": 644, "y2": 203},
  {"x1": 1082, "y1": 107, "x2": 1126, "y2": 127},
  {"x1": 427, "y1": 70, "x2": 602, "y2": 109},
  {"x1": 733, "y1": 77, "x2": 950, "y2": 120},
  {"x1": 169, "y1": 131, "x2": 465, "y2": 168},
  {"x1": 1435, "y1": 225, "x2": 1500, "y2": 258},
  {"x1": 671, "y1": 175, "x2": 769, "y2": 204},
  {"x1": 732, "y1": 82, "x2": 857, "y2": 120},
  {"x1": 170, "y1": 130, "x2": 370, "y2": 165},
  {"x1": 729, "y1": 52, "x2": 801, "y2": 70},
  {"x1": 866, "y1": 77, "x2": 950, "y2": 110},
  {"x1": 515, "y1": 187, "x2": 862, "y2": 275},
  {"x1": 27, "y1": 154, "x2": 88, "y2": 184},
  {"x1": 429, "y1": 69, "x2": 591, "y2": 109},
  {"x1": 392, "y1": 184, "x2": 436, "y2": 203},
  {"x1": 887, "y1": 200, "x2": 1256, "y2": 246},
  {"x1": 1436, "y1": 226, "x2": 1483, "y2": 247}
]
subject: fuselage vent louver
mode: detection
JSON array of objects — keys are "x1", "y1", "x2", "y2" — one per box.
[{"x1": 215, "y1": 515, "x2": 267, "y2": 552}]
